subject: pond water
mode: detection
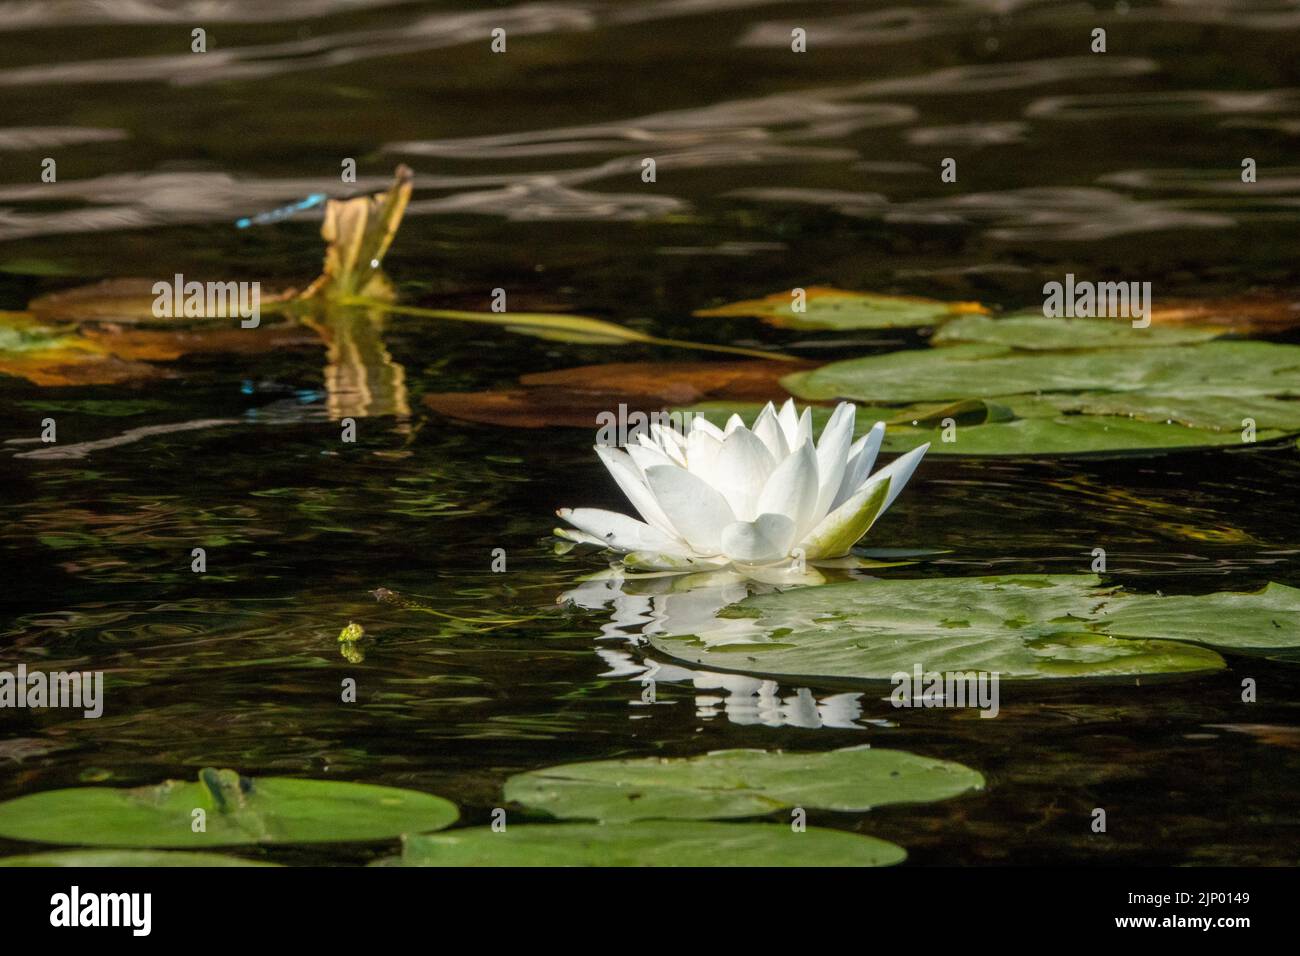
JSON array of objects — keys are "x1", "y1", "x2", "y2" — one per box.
[{"x1": 1, "y1": 0, "x2": 1298, "y2": 865}]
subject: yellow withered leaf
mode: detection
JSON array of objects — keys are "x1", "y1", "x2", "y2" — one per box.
[{"x1": 298, "y1": 165, "x2": 413, "y2": 301}]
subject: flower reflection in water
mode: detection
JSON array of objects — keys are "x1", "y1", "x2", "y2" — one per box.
[{"x1": 560, "y1": 568, "x2": 893, "y2": 731}]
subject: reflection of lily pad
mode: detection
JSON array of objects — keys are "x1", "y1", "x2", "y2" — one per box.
[
  {"x1": 0, "y1": 768, "x2": 458, "y2": 848},
  {"x1": 388, "y1": 821, "x2": 906, "y2": 866},
  {"x1": 695, "y1": 286, "x2": 986, "y2": 330},
  {"x1": 504, "y1": 746, "x2": 983, "y2": 822},
  {"x1": 932, "y1": 312, "x2": 1221, "y2": 350},
  {"x1": 650, "y1": 575, "x2": 1243, "y2": 682},
  {"x1": 0, "y1": 850, "x2": 278, "y2": 867}
]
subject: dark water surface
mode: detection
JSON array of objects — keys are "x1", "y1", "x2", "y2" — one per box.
[{"x1": 1, "y1": 0, "x2": 1299, "y2": 865}]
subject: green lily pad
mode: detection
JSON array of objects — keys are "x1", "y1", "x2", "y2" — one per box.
[
  {"x1": 649, "y1": 575, "x2": 1234, "y2": 682},
  {"x1": 882, "y1": 411, "x2": 1279, "y2": 456},
  {"x1": 784, "y1": 341, "x2": 1300, "y2": 407},
  {"x1": 0, "y1": 767, "x2": 458, "y2": 848},
  {"x1": 685, "y1": 338, "x2": 1300, "y2": 455},
  {"x1": 694, "y1": 286, "x2": 986, "y2": 330},
  {"x1": 388, "y1": 821, "x2": 906, "y2": 866},
  {"x1": 677, "y1": 400, "x2": 1281, "y2": 457},
  {"x1": 932, "y1": 312, "x2": 1222, "y2": 350},
  {"x1": 504, "y1": 746, "x2": 983, "y2": 822},
  {"x1": 0, "y1": 850, "x2": 278, "y2": 867},
  {"x1": 1051, "y1": 391, "x2": 1300, "y2": 433},
  {"x1": 1097, "y1": 581, "x2": 1300, "y2": 650}
]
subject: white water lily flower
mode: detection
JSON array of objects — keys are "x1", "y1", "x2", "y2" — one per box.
[{"x1": 556, "y1": 400, "x2": 928, "y2": 574}]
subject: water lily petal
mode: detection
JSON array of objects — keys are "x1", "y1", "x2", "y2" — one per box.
[
  {"x1": 683, "y1": 427, "x2": 724, "y2": 486},
  {"x1": 689, "y1": 415, "x2": 725, "y2": 441},
  {"x1": 814, "y1": 402, "x2": 856, "y2": 523},
  {"x1": 648, "y1": 423, "x2": 687, "y2": 465},
  {"x1": 625, "y1": 440, "x2": 676, "y2": 479},
  {"x1": 750, "y1": 402, "x2": 789, "y2": 460},
  {"x1": 777, "y1": 398, "x2": 801, "y2": 449},
  {"x1": 554, "y1": 526, "x2": 607, "y2": 548},
  {"x1": 756, "y1": 438, "x2": 819, "y2": 538},
  {"x1": 798, "y1": 474, "x2": 892, "y2": 560},
  {"x1": 594, "y1": 445, "x2": 678, "y2": 536},
  {"x1": 721, "y1": 513, "x2": 797, "y2": 564},
  {"x1": 644, "y1": 464, "x2": 736, "y2": 555},
  {"x1": 870, "y1": 442, "x2": 930, "y2": 511},
  {"x1": 557, "y1": 507, "x2": 689, "y2": 554},
  {"x1": 834, "y1": 421, "x2": 885, "y2": 510},
  {"x1": 796, "y1": 406, "x2": 814, "y2": 448},
  {"x1": 713, "y1": 426, "x2": 776, "y2": 521}
]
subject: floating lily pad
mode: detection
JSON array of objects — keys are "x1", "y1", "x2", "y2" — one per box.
[
  {"x1": 1050, "y1": 391, "x2": 1300, "y2": 433},
  {"x1": 677, "y1": 399, "x2": 1279, "y2": 457},
  {"x1": 932, "y1": 312, "x2": 1222, "y2": 350},
  {"x1": 876, "y1": 411, "x2": 1278, "y2": 456},
  {"x1": 785, "y1": 341, "x2": 1300, "y2": 406},
  {"x1": 650, "y1": 575, "x2": 1236, "y2": 682},
  {"x1": 0, "y1": 768, "x2": 459, "y2": 848},
  {"x1": 388, "y1": 821, "x2": 906, "y2": 866},
  {"x1": 1097, "y1": 581, "x2": 1300, "y2": 650},
  {"x1": 769, "y1": 340, "x2": 1300, "y2": 455},
  {"x1": 0, "y1": 850, "x2": 278, "y2": 867},
  {"x1": 504, "y1": 746, "x2": 983, "y2": 822},
  {"x1": 694, "y1": 286, "x2": 986, "y2": 330}
]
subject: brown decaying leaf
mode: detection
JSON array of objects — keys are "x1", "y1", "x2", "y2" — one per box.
[
  {"x1": 424, "y1": 360, "x2": 809, "y2": 429},
  {"x1": 0, "y1": 350, "x2": 169, "y2": 387},
  {"x1": 1207, "y1": 724, "x2": 1300, "y2": 749},
  {"x1": 520, "y1": 360, "x2": 807, "y2": 402},
  {"x1": 28, "y1": 278, "x2": 297, "y2": 325},
  {"x1": 298, "y1": 165, "x2": 413, "y2": 302},
  {"x1": 1150, "y1": 296, "x2": 1300, "y2": 332},
  {"x1": 80, "y1": 323, "x2": 320, "y2": 360}
]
